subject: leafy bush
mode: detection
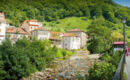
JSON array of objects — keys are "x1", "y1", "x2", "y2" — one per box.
[
  {"x1": 88, "y1": 51, "x2": 122, "y2": 80},
  {"x1": 0, "y1": 38, "x2": 74, "y2": 80},
  {"x1": 88, "y1": 62, "x2": 116, "y2": 80}
]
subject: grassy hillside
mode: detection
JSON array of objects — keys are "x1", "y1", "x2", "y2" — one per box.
[
  {"x1": 43, "y1": 17, "x2": 92, "y2": 32},
  {"x1": 44, "y1": 17, "x2": 130, "y2": 41}
]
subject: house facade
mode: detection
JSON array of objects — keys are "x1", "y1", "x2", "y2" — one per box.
[
  {"x1": 20, "y1": 20, "x2": 41, "y2": 33},
  {"x1": 68, "y1": 28, "x2": 87, "y2": 48},
  {"x1": 49, "y1": 31, "x2": 63, "y2": 48},
  {"x1": 61, "y1": 33, "x2": 80, "y2": 50},
  {"x1": 32, "y1": 27, "x2": 50, "y2": 40},
  {"x1": 0, "y1": 12, "x2": 8, "y2": 44},
  {"x1": 0, "y1": 22, "x2": 6, "y2": 44},
  {"x1": 6, "y1": 27, "x2": 29, "y2": 42}
]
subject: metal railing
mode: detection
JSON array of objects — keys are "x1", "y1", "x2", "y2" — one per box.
[{"x1": 113, "y1": 53, "x2": 125, "y2": 80}]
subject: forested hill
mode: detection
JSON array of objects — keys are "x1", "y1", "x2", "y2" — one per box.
[{"x1": 0, "y1": 0, "x2": 130, "y2": 27}]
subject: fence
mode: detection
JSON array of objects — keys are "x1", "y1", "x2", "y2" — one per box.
[{"x1": 113, "y1": 53, "x2": 125, "y2": 80}]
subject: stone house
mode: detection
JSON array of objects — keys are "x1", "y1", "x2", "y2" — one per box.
[
  {"x1": 67, "y1": 28, "x2": 87, "y2": 48},
  {"x1": 6, "y1": 27, "x2": 30, "y2": 42},
  {"x1": 49, "y1": 31, "x2": 64, "y2": 48},
  {"x1": 61, "y1": 33, "x2": 80, "y2": 50},
  {"x1": 31, "y1": 27, "x2": 50, "y2": 40},
  {"x1": 20, "y1": 20, "x2": 42, "y2": 33}
]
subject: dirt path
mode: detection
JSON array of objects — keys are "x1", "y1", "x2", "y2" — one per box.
[{"x1": 22, "y1": 50, "x2": 100, "y2": 80}]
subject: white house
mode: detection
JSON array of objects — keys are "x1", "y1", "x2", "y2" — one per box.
[
  {"x1": 0, "y1": 12, "x2": 8, "y2": 44},
  {"x1": 6, "y1": 27, "x2": 30, "y2": 42},
  {"x1": 0, "y1": 22, "x2": 6, "y2": 44},
  {"x1": 68, "y1": 28, "x2": 88, "y2": 48},
  {"x1": 31, "y1": 27, "x2": 50, "y2": 40},
  {"x1": 61, "y1": 33, "x2": 80, "y2": 50}
]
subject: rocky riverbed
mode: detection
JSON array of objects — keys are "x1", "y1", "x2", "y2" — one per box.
[{"x1": 22, "y1": 50, "x2": 100, "y2": 80}]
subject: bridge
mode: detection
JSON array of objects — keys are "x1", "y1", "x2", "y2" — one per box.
[{"x1": 113, "y1": 52, "x2": 130, "y2": 80}]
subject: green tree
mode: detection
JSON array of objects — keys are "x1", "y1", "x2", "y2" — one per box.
[{"x1": 88, "y1": 62, "x2": 116, "y2": 80}]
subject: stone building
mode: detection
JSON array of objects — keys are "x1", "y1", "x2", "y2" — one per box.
[
  {"x1": 31, "y1": 27, "x2": 50, "y2": 40},
  {"x1": 6, "y1": 27, "x2": 29, "y2": 42},
  {"x1": 67, "y1": 28, "x2": 87, "y2": 48},
  {"x1": 20, "y1": 20, "x2": 42, "y2": 33},
  {"x1": 61, "y1": 33, "x2": 80, "y2": 50},
  {"x1": 49, "y1": 31, "x2": 64, "y2": 48}
]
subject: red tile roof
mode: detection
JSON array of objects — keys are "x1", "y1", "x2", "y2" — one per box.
[
  {"x1": 6, "y1": 27, "x2": 29, "y2": 35},
  {"x1": 68, "y1": 28, "x2": 83, "y2": 32},
  {"x1": 63, "y1": 33, "x2": 78, "y2": 37},
  {"x1": 29, "y1": 24, "x2": 39, "y2": 26},
  {"x1": 113, "y1": 42, "x2": 127, "y2": 45}
]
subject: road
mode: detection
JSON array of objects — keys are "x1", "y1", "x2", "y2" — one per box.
[{"x1": 22, "y1": 50, "x2": 100, "y2": 80}]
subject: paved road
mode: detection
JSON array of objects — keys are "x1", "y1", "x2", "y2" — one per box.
[{"x1": 124, "y1": 56, "x2": 130, "y2": 80}]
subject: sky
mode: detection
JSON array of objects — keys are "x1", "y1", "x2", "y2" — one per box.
[{"x1": 113, "y1": 0, "x2": 130, "y2": 7}]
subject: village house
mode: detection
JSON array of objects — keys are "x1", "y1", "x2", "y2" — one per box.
[
  {"x1": 0, "y1": 22, "x2": 6, "y2": 44},
  {"x1": 61, "y1": 33, "x2": 80, "y2": 50},
  {"x1": 0, "y1": 12, "x2": 9, "y2": 44},
  {"x1": 67, "y1": 28, "x2": 87, "y2": 48},
  {"x1": 6, "y1": 27, "x2": 30, "y2": 42},
  {"x1": 49, "y1": 31, "x2": 64, "y2": 48},
  {"x1": 31, "y1": 27, "x2": 50, "y2": 40},
  {"x1": 20, "y1": 20, "x2": 42, "y2": 33}
]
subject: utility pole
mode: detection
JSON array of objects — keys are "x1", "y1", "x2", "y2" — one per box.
[{"x1": 122, "y1": 17, "x2": 126, "y2": 63}]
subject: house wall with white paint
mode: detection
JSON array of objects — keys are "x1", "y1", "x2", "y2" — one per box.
[{"x1": 0, "y1": 23, "x2": 6, "y2": 44}]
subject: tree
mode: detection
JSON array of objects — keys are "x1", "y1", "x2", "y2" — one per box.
[
  {"x1": 87, "y1": 18, "x2": 112, "y2": 53},
  {"x1": 0, "y1": 55, "x2": 6, "y2": 80},
  {"x1": 111, "y1": 32, "x2": 123, "y2": 41},
  {"x1": 0, "y1": 39, "x2": 35, "y2": 80},
  {"x1": 88, "y1": 62, "x2": 116, "y2": 80}
]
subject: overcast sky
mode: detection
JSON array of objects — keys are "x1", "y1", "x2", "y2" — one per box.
[{"x1": 113, "y1": 0, "x2": 130, "y2": 7}]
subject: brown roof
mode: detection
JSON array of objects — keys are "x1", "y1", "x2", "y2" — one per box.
[
  {"x1": 6, "y1": 27, "x2": 29, "y2": 35},
  {"x1": 20, "y1": 20, "x2": 38, "y2": 27},
  {"x1": 33, "y1": 27, "x2": 49, "y2": 31},
  {"x1": 68, "y1": 28, "x2": 83, "y2": 32},
  {"x1": 63, "y1": 33, "x2": 78, "y2": 37}
]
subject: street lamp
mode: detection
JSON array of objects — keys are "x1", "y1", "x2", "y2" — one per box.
[{"x1": 122, "y1": 17, "x2": 126, "y2": 63}]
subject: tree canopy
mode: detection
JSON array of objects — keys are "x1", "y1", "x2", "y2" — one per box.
[{"x1": 0, "y1": 0, "x2": 129, "y2": 27}]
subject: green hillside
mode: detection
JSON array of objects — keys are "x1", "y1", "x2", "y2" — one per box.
[
  {"x1": 0, "y1": 0, "x2": 130, "y2": 39},
  {"x1": 0, "y1": 0, "x2": 130, "y2": 26}
]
